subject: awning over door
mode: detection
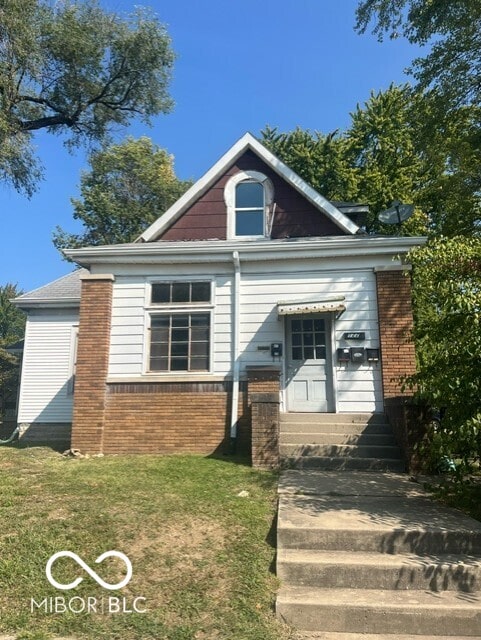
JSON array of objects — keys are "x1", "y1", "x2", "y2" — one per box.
[{"x1": 277, "y1": 296, "x2": 346, "y2": 317}]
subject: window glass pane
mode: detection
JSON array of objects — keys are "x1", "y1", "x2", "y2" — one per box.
[
  {"x1": 151, "y1": 283, "x2": 170, "y2": 303},
  {"x1": 172, "y1": 282, "x2": 190, "y2": 302},
  {"x1": 191, "y1": 342, "x2": 209, "y2": 356},
  {"x1": 236, "y1": 210, "x2": 264, "y2": 236},
  {"x1": 315, "y1": 332, "x2": 325, "y2": 346},
  {"x1": 172, "y1": 315, "x2": 189, "y2": 328},
  {"x1": 191, "y1": 282, "x2": 211, "y2": 302},
  {"x1": 314, "y1": 319, "x2": 325, "y2": 331},
  {"x1": 150, "y1": 357, "x2": 168, "y2": 371},
  {"x1": 171, "y1": 328, "x2": 188, "y2": 342},
  {"x1": 303, "y1": 319, "x2": 313, "y2": 332},
  {"x1": 236, "y1": 181, "x2": 263, "y2": 208},
  {"x1": 291, "y1": 319, "x2": 302, "y2": 332},
  {"x1": 150, "y1": 344, "x2": 169, "y2": 357},
  {"x1": 151, "y1": 327, "x2": 169, "y2": 342},
  {"x1": 304, "y1": 333, "x2": 314, "y2": 346},
  {"x1": 304, "y1": 346, "x2": 314, "y2": 359},
  {"x1": 191, "y1": 326, "x2": 209, "y2": 341},
  {"x1": 171, "y1": 343, "x2": 188, "y2": 357},
  {"x1": 190, "y1": 357, "x2": 209, "y2": 370},
  {"x1": 171, "y1": 358, "x2": 188, "y2": 371},
  {"x1": 292, "y1": 333, "x2": 302, "y2": 346},
  {"x1": 315, "y1": 346, "x2": 326, "y2": 359},
  {"x1": 151, "y1": 316, "x2": 170, "y2": 328},
  {"x1": 292, "y1": 347, "x2": 302, "y2": 360},
  {"x1": 191, "y1": 313, "x2": 210, "y2": 326}
]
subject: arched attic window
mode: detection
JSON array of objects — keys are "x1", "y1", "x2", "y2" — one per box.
[{"x1": 224, "y1": 170, "x2": 274, "y2": 239}]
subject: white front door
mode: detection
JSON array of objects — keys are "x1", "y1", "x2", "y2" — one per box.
[{"x1": 286, "y1": 315, "x2": 332, "y2": 412}]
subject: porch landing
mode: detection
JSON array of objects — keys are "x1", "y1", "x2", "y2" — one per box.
[{"x1": 276, "y1": 470, "x2": 481, "y2": 637}]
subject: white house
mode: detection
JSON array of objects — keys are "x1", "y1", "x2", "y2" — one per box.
[{"x1": 14, "y1": 133, "x2": 424, "y2": 461}]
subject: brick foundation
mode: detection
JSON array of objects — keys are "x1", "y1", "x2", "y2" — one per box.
[{"x1": 101, "y1": 381, "x2": 249, "y2": 455}]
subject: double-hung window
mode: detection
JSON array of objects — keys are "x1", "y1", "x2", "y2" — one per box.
[
  {"x1": 224, "y1": 170, "x2": 274, "y2": 239},
  {"x1": 235, "y1": 181, "x2": 265, "y2": 236},
  {"x1": 148, "y1": 281, "x2": 211, "y2": 373}
]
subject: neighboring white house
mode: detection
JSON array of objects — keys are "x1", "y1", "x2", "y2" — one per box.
[{"x1": 14, "y1": 133, "x2": 424, "y2": 455}]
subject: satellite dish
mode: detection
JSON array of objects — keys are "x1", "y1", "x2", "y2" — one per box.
[{"x1": 378, "y1": 201, "x2": 415, "y2": 225}]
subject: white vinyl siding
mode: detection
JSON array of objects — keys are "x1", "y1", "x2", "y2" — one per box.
[
  {"x1": 107, "y1": 263, "x2": 381, "y2": 413},
  {"x1": 17, "y1": 310, "x2": 79, "y2": 423},
  {"x1": 238, "y1": 267, "x2": 382, "y2": 413},
  {"x1": 108, "y1": 273, "x2": 233, "y2": 377}
]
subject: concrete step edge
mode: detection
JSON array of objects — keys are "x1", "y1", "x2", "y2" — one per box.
[
  {"x1": 280, "y1": 444, "x2": 402, "y2": 456},
  {"x1": 295, "y1": 633, "x2": 481, "y2": 640},
  {"x1": 277, "y1": 585, "x2": 481, "y2": 608},
  {"x1": 278, "y1": 548, "x2": 481, "y2": 567}
]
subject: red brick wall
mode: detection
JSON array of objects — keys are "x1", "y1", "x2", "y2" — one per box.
[
  {"x1": 71, "y1": 275, "x2": 114, "y2": 453},
  {"x1": 102, "y1": 382, "x2": 249, "y2": 455},
  {"x1": 376, "y1": 269, "x2": 416, "y2": 400},
  {"x1": 247, "y1": 367, "x2": 281, "y2": 469},
  {"x1": 160, "y1": 150, "x2": 344, "y2": 241}
]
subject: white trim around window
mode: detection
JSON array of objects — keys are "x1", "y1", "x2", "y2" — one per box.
[
  {"x1": 224, "y1": 170, "x2": 274, "y2": 240},
  {"x1": 143, "y1": 278, "x2": 215, "y2": 376}
]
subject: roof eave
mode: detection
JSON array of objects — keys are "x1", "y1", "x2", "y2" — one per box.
[
  {"x1": 65, "y1": 235, "x2": 427, "y2": 268},
  {"x1": 13, "y1": 297, "x2": 80, "y2": 310}
]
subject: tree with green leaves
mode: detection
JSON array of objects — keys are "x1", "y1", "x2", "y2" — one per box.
[
  {"x1": 53, "y1": 136, "x2": 191, "y2": 249},
  {"x1": 406, "y1": 236, "x2": 481, "y2": 472},
  {"x1": 355, "y1": 1, "x2": 481, "y2": 111},
  {"x1": 0, "y1": 284, "x2": 25, "y2": 422},
  {"x1": 344, "y1": 85, "x2": 428, "y2": 234},
  {"x1": 263, "y1": 85, "x2": 481, "y2": 236},
  {"x1": 0, "y1": 0, "x2": 174, "y2": 196},
  {"x1": 261, "y1": 125, "x2": 358, "y2": 203}
]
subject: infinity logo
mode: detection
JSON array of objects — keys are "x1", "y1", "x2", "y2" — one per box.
[{"x1": 46, "y1": 551, "x2": 132, "y2": 591}]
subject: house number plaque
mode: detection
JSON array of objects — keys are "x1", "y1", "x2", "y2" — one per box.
[{"x1": 344, "y1": 332, "x2": 365, "y2": 340}]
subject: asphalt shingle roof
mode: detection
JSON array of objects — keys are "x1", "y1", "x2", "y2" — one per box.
[{"x1": 16, "y1": 268, "x2": 86, "y2": 302}]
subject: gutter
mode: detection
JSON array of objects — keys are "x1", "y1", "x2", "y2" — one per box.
[
  {"x1": 230, "y1": 251, "x2": 241, "y2": 451},
  {"x1": 64, "y1": 236, "x2": 427, "y2": 268}
]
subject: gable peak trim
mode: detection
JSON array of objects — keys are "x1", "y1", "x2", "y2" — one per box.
[{"x1": 137, "y1": 132, "x2": 359, "y2": 242}]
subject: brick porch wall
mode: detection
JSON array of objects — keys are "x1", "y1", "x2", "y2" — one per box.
[{"x1": 247, "y1": 367, "x2": 281, "y2": 469}]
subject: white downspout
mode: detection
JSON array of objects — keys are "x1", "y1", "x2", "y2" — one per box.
[{"x1": 230, "y1": 251, "x2": 241, "y2": 447}]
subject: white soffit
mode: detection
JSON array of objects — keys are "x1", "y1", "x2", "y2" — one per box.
[
  {"x1": 277, "y1": 297, "x2": 346, "y2": 317},
  {"x1": 137, "y1": 133, "x2": 359, "y2": 242}
]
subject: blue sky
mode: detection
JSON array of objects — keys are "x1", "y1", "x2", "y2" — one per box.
[{"x1": 0, "y1": 0, "x2": 421, "y2": 293}]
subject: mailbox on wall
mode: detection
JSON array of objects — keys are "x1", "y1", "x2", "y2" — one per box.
[
  {"x1": 350, "y1": 347, "x2": 365, "y2": 364},
  {"x1": 366, "y1": 348, "x2": 380, "y2": 362},
  {"x1": 337, "y1": 347, "x2": 351, "y2": 363}
]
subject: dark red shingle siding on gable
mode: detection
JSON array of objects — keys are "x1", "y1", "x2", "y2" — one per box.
[{"x1": 158, "y1": 150, "x2": 346, "y2": 241}]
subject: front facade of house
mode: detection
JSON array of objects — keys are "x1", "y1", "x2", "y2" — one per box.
[{"x1": 15, "y1": 134, "x2": 423, "y2": 457}]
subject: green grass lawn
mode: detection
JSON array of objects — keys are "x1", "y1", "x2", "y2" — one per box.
[{"x1": 0, "y1": 446, "x2": 292, "y2": 640}]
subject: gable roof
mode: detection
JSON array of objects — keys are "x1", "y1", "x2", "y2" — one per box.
[
  {"x1": 13, "y1": 269, "x2": 85, "y2": 309},
  {"x1": 137, "y1": 132, "x2": 359, "y2": 242}
]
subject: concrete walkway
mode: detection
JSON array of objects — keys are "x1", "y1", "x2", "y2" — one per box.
[{"x1": 277, "y1": 471, "x2": 481, "y2": 638}]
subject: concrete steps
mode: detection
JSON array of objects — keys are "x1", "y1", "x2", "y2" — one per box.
[
  {"x1": 280, "y1": 413, "x2": 405, "y2": 472},
  {"x1": 297, "y1": 634, "x2": 480, "y2": 640},
  {"x1": 278, "y1": 586, "x2": 481, "y2": 636},
  {"x1": 278, "y1": 549, "x2": 481, "y2": 591},
  {"x1": 276, "y1": 471, "x2": 481, "y2": 637}
]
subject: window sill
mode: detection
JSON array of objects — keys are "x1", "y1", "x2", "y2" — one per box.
[{"x1": 106, "y1": 374, "x2": 227, "y2": 384}]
